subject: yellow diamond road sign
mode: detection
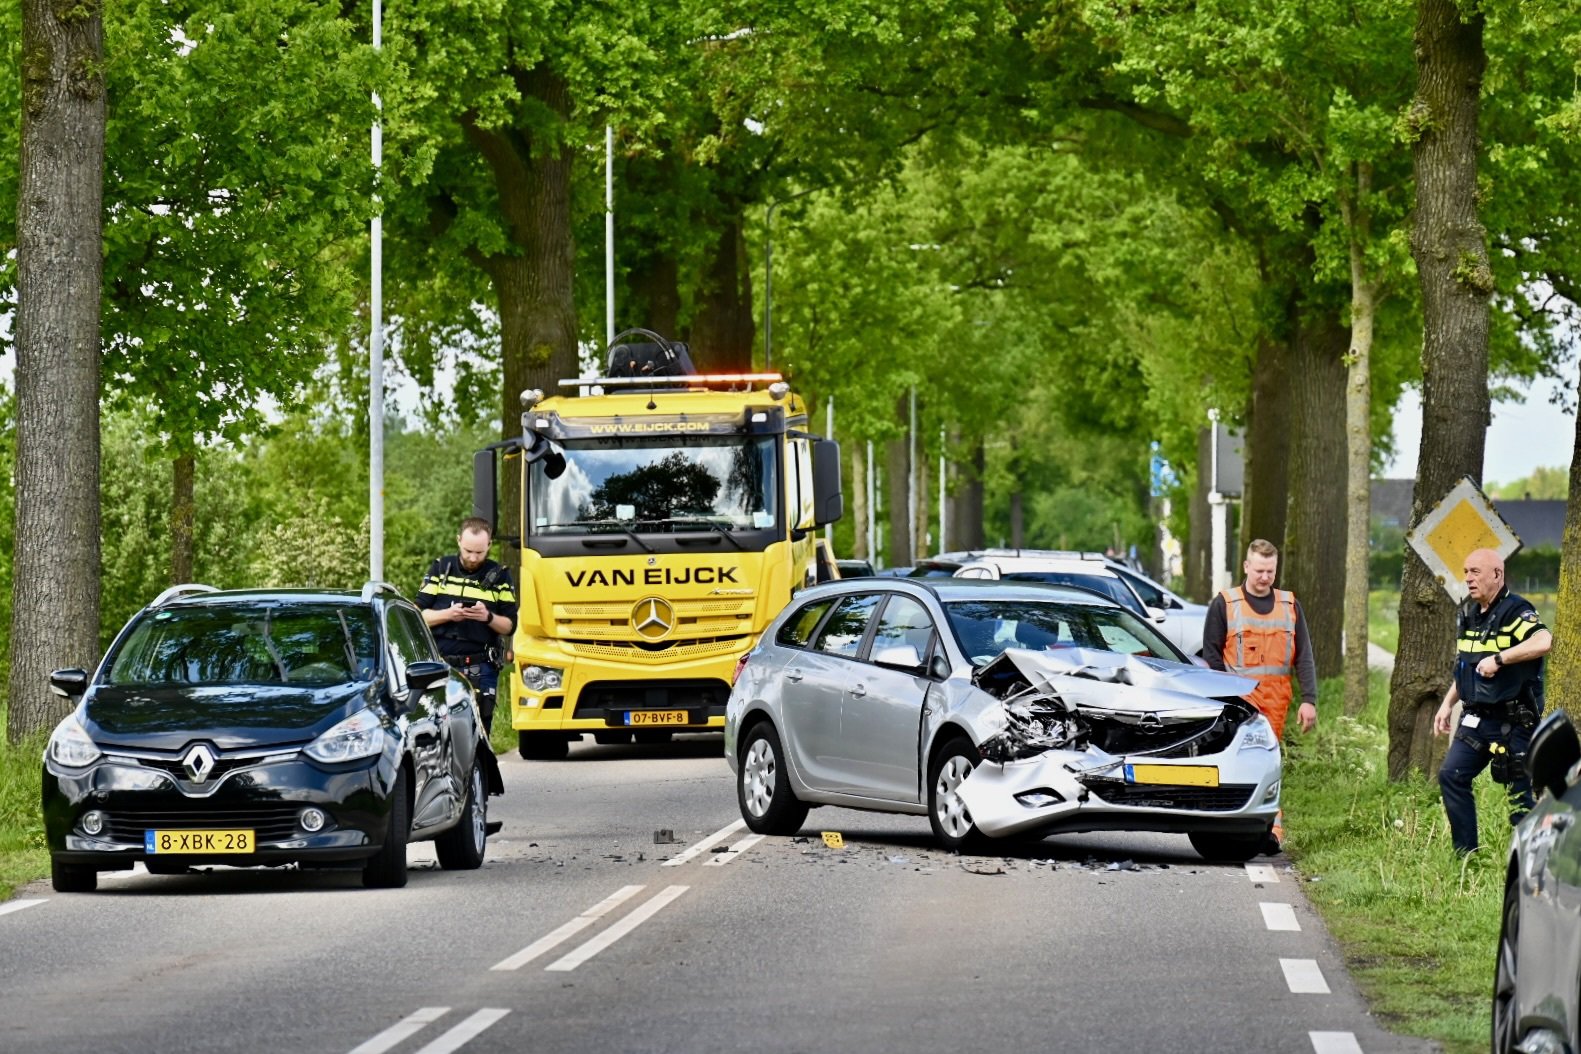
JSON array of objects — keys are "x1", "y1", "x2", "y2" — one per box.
[{"x1": 1405, "y1": 476, "x2": 1522, "y2": 603}]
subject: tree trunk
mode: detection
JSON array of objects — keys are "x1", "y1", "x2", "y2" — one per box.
[
  {"x1": 851, "y1": 442, "x2": 868, "y2": 560},
  {"x1": 1388, "y1": 0, "x2": 1492, "y2": 780},
  {"x1": 629, "y1": 251, "x2": 680, "y2": 342},
  {"x1": 1186, "y1": 426, "x2": 1212, "y2": 603},
  {"x1": 1342, "y1": 237, "x2": 1376, "y2": 716},
  {"x1": 1241, "y1": 316, "x2": 1294, "y2": 554},
  {"x1": 886, "y1": 437, "x2": 911, "y2": 567},
  {"x1": 171, "y1": 451, "x2": 195, "y2": 585},
  {"x1": 9, "y1": 0, "x2": 105, "y2": 742},
  {"x1": 1549, "y1": 364, "x2": 1581, "y2": 720},
  {"x1": 689, "y1": 216, "x2": 754, "y2": 372},
  {"x1": 1282, "y1": 305, "x2": 1349, "y2": 680},
  {"x1": 951, "y1": 436, "x2": 985, "y2": 551}
]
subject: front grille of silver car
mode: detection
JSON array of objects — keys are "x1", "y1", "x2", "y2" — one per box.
[
  {"x1": 1082, "y1": 779, "x2": 1258, "y2": 812},
  {"x1": 105, "y1": 804, "x2": 306, "y2": 843}
]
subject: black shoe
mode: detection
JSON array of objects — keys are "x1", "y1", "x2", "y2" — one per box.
[{"x1": 1261, "y1": 832, "x2": 1283, "y2": 856}]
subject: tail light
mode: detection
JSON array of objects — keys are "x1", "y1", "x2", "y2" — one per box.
[{"x1": 732, "y1": 653, "x2": 750, "y2": 685}]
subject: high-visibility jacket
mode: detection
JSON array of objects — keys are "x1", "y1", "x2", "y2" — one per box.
[{"x1": 1220, "y1": 585, "x2": 1297, "y2": 738}]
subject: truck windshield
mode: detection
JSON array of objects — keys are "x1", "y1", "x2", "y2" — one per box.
[{"x1": 530, "y1": 435, "x2": 778, "y2": 534}]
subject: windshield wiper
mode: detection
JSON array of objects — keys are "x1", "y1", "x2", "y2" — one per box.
[
  {"x1": 641, "y1": 516, "x2": 747, "y2": 551},
  {"x1": 258, "y1": 608, "x2": 289, "y2": 681},
  {"x1": 336, "y1": 609, "x2": 360, "y2": 678},
  {"x1": 539, "y1": 519, "x2": 654, "y2": 552}
]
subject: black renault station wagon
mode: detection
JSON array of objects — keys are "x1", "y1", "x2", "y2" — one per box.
[{"x1": 42, "y1": 583, "x2": 502, "y2": 892}]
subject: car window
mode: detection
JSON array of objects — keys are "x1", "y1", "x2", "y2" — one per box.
[
  {"x1": 944, "y1": 599, "x2": 1182, "y2": 666},
  {"x1": 777, "y1": 598, "x2": 834, "y2": 648},
  {"x1": 812, "y1": 594, "x2": 883, "y2": 657},
  {"x1": 867, "y1": 595, "x2": 936, "y2": 665},
  {"x1": 394, "y1": 606, "x2": 439, "y2": 662},
  {"x1": 385, "y1": 605, "x2": 430, "y2": 670},
  {"x1": 1116, "y1": 568, "x2": 1165, "y2": 608},
  {"x1": 106, "y1": 604, "x2": 381, "y2": 687},
  {"x1": 999, "y1": 571, "x2": 1141, "y2": 614}
]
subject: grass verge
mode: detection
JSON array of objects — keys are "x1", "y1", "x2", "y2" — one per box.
[
  {"x1": 1285, "y1": 670, "x2": 1512, "y2": 1054},
  {"x1": 0, "y1": 728, "x2": 49, "y2": 901}
]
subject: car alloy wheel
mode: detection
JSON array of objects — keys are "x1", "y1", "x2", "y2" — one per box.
[
  {"x1": 742, "y1": 736, "x2": 777, "y2": 819},
  {"x1": 1492, "y1": 879, "x2": 1520, "y2": 1054},
  {"x1": 927, "y1": 735, "x2": 987, "y2": 852},
  {"x1": 934, "y1": 755, "x2": 976, "y2": 839},
  {"x1": 736, "y1": 723, "x2": 808, "y2": 836},
  {"x1": 435, "y1": 761, "x2": 486, "y2": 871}
]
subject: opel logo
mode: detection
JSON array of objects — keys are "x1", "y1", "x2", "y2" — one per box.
[
  {"x1": 183, "y1": 744, "x2": 217, "y2": 783},
  {"x1": 631, "y1": 597, "x2": 675, "y2": 640}
]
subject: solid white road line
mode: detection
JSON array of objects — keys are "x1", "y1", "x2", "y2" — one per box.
[
  {"x1": 1309, "y1": 1031, "x2": 1364, "y2": 1054},
  {"x1": 412, "y1": 1009, "x2": 510, "y2": 1054},
  {"x1": 0, "y1": 899, "x2": 46, "y2": 917},
  {"x1": 1260, "y1": 902, "x2": 1301, "y2": 932},
  {"x1": 347, "y1": 1006, "x2": 449, "y2": 1054},
  {"x1": 545, "y1": 885, "x2": 690, "y2": 972},
  {"x1": 703, "y1": 833, "x2": 765, "y2": 867},
  {"x1": 491, "y1": 885, "x2": 647, "y2": 971},
  {"x1": 1245, "y1": 863, "x2": 1280, "y2": 883},
  {"x1": 663, "y1": 819, "x2": 746, "y2": 867},
  {"x1": 1281, "y1": 958, "x2": 1332, "y2": 994}
]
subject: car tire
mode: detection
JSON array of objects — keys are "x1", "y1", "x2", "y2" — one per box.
[
  {"x1": 737, "y1": 723, "x2": 809, "y2": 836},
  {"x1": 1492, "y1": 876, "x2": 1521, "y2": 1054},
  {"x1": 50, "y1": 859, "x2": 96, "y2": 893},
  {"x1": 362, "y1": 770, "x2": 410, "y2": 889},
  {"x1": 928, "y1": 735, "x2": 989, "y2": 853},
  {"x1": 1188, "y1": 830, "x2": 1266, "y2": 863},
  {"x1": 435, "y1": 761, "x2": 487, "y2": 871},
  {"x1": 518, "y1": 732, "x2": 570, "y2": 761}
]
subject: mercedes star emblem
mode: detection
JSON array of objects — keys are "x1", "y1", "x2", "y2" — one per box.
[{"x1": 631, "y1": 597, "x2": 675, "y2": 640}]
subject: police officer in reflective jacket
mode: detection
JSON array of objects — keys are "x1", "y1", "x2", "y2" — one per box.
[
  {"x1": 1433, "y1": 548, "x2": 1552, "y2": 855},
  {"x1": 418, "y1": 517, "x2": 518, "y2": 733}
]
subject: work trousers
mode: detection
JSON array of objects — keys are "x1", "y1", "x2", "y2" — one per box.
[
  {"x1": 451, "y1": 661, "x2": 499, "y2": 734},
  {"x1": 1438, "y1": 711, "x2": 1534, "y2": 854}
]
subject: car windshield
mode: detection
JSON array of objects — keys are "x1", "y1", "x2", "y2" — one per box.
[
  {"x1": 945, "y1": 599, "x2": 1183, "y2": 667},
  {"x1": 997, "y1": 571, "x2": 1143, "y2": 614},
  {"x1": 529, "y1": 435, "x2": 778, "y2": 534},
  {"x1": 106, "y1": 604, "x2": 382, "y2": 688}
]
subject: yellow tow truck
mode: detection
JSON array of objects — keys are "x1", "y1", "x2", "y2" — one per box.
[{"x1": 474, "y1": 332, "x2": 842, "y2": 759}]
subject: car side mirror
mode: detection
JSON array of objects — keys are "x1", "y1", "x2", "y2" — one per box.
[
  {"x1": 929, "y1": 653, "x2": 952, "y2": 681},
  {"x1": 1146, "y1": 606, "x2": 1167, "y2": 624},
  {"x1": 49, "y1": 668, "x2": 89, "y2": 698},
  {"x1": 872, "y1": 643, "x2": 924, "y2": 672},
  {"x1": 1527, "y1": 710, "x2": 1581, "y2": 800},
  {"x1": 405, "y1": 660, "x2": 450, "y2": 694}
]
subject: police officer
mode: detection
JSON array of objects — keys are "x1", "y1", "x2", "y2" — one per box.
[
  {"x1": 1433, "y1": 547, "x2": 1552, "y2": 855},
  {"x1": 418, "y1": 518, "x2": 518, "y2": 733}
]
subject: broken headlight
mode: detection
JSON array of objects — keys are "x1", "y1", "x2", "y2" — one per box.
[{"x1": 1238, "y1": 717, "x2": 1278, "y2": 752}]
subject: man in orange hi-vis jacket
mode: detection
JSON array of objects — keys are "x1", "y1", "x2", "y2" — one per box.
[{"x1": 1201, "y1": 538, "x2": 1318, "y2": 855}]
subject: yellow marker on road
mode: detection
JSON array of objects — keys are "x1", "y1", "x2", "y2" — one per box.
[{"x1": 821, "y1": 831, "x2": 844, "y2": 849}]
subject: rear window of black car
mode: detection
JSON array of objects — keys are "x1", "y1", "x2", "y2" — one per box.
[
  {"x1": 776, "y1": 598, "x2": 834, "y2": 648},
  {"x1": 107, "y1": 604, "x2": 382, "y2": 687}
]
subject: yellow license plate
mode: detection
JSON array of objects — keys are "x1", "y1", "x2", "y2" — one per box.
[
  {"x1": 1127, "y1": 764, "x2": 1219, "y2": 787},
  {"x1": 626, "y1": 710, "x2": 687, "y2": 727},
  {"x1": 144, "y1": 829, "x2": 255, "y2": 854}
]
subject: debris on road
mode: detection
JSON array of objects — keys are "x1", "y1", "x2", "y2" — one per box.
[
  {"x1": 821, "y1": 831, "x2": 845, "y2": 848},
  {"x1": 959, "y1": 861, "x2": 1006, "y2": 876},
  {"x1": 653, "y1": 829, "x2": 678, "y2": 844}
]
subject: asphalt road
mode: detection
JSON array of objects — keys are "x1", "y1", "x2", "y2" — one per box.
[{"x1": 3, "y1": 737, "x2": 1436, "y2": 1054}]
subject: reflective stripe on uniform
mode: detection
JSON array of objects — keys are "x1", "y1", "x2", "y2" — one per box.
[{"x1": 419, "y1": 576, "x2": 517, "y2": 605}]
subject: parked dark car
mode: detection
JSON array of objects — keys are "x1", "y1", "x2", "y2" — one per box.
[
  {"x1": 836, "y1": 559, "x2": 876, "y2": 579},
  {"x1": 1495, "y1": 709, "x2": 1581, "y2": 1053},
  {"x1": 42, "y1": 583, "x2": 503, "y2": 892}
]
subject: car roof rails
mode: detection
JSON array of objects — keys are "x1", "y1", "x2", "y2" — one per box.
[
  {"x1": 149, "y1": 583, "x2": 219, "y2": 608},
  {"x1": 360, "y1": 581, "x2": 406, "y2": 603}
]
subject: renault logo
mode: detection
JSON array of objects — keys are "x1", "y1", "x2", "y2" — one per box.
[
  {"x1": 631, "y1": 597, "x2": 675, "y2": 641},
  {"x1": 183, "y1": 744, "x2": 217, "y2": 783}
]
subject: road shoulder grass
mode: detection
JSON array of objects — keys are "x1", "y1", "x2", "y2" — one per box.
[{"x1": 0, "y1": 729, "x2": 48, "y2": 900}]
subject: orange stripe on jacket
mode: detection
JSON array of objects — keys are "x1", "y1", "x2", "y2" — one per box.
[{"x1": 1220, "y1": 586, "x2": 1297, "y2": 739}]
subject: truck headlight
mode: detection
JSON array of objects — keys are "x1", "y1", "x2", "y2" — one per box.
[
  {"x1": 305, "y1": 709, "x2": 386, "y2": 763},
  {"x1": 521, "y1": 665, "x2": 563, "y2": 692},
  {"x1": 47, "y1": 715, "x2": 102, "y2": 768}
]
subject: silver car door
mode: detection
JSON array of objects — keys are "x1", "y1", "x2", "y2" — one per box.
[
  {"x1": 836, "y1": 594, "x2": 937, "y2": 803},
  {"x1": 790, "y1": 593, "x2": 883, "y2": 794}
]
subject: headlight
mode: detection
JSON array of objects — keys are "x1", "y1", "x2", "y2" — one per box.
[
  {"x1": 47, "y1": 715, "x2": 102, "y2": 768},
  {"x1": 521, "y1": 665, "x2": 563, "y2": 692},
  {"x1": 1239, "y1": 717, "x2": 1279, "y2": 752},
  {"x1": 304, "y1": 709, "x2": 386, "y2": 763}
]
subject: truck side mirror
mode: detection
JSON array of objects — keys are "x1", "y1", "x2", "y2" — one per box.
[
  {"x1": 472, "y1": 449, "x2": 497, "y2": 526},
  {"x1": 812, "y1": 439, "x2": 843, "y2": 527}
]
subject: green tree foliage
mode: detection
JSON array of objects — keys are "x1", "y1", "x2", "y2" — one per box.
[{"x1": 1489, "y1": 465, "x2": 1570, "y2": 501}]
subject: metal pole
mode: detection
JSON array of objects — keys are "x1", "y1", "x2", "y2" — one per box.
[
  {"x1": 369, "y1": 0, "x2": 384, "y2": 582},
  {"x1": 938, "y1": 427, "x2": 946, "y2": 554},
  {"x1": 605, "y1": 125, "x2": 614, "y2": 348},
  {"x1": 908, "y1": 388, "x2": 916, "y2": 561},
  {"x1": 1208, "y1": 408, "x2": 1227, "y2": 593},
  {"x1": 866, "y1": 439, "x2": 875, "y2": 562},
  {"x1": 825, "y1": 395, "x2": 834, "y2": 546}
]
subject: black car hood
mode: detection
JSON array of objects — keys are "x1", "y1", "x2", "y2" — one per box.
[{"x1": 83, "y1": 682, "x2": 377, "y2": 752}]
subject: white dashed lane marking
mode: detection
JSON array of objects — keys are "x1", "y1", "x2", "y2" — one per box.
[
  {"x1": 704, "y1": 833, "x2": 764, "y2": 866},
  {"x1": 1259, "y1": 902, "x2": 1301, "y2": 931},
  {"x1": 412, "y1": 1008, "x2": 509, "y2": 1054},
  {"x1": 1309, "y1": 1031, "x2": 1363, "y2": 1054},
  {"x1": 0, "y1": 898, "x2": 46, "y2": 917},
  {"x1": 1245, "y1": 863, "x2": 1280, "y2": 883},
  {"x1": 1280, "y1": 958, "x2": 1332, "y2": 994},
  {"x1": 347, "y1": 1007, "x2": 449, "y2": 1054},
  {"x1": 545, "y1": 885, "x2": 690, "y2": 972},
  {"x1": 663, "y1": 820, "x2": 746, "y2": 867},
  {"x1": 491, "y1": 885, "x2": 647, "y2": 971}
]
